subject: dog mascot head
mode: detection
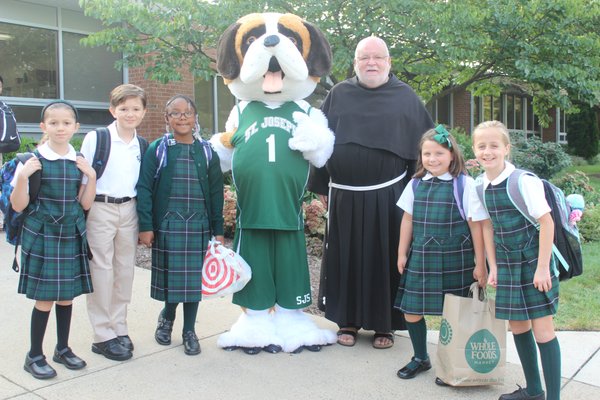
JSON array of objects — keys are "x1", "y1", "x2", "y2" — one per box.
[{"x1": 217, "y1": 13, "x2": 332, "y2": 102}]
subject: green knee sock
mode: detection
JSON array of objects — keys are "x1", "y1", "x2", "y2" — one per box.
[
  {"x1": 538, "y1": 337, "x2": 561, "y2": 400},
  {"x1": 513, "y1": 330, "x2": 543, "y2": 396},
  {"x1": 406, "y1": 318, "x2": 428, "y2": 361},
  {"x1": 163, "y1": 302, "x2": 178, "y2": 321},
  {"x1": 182, "y1": 302, "x2": 199, "y2": 333}
]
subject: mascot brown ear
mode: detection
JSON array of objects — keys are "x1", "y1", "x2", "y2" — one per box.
[
  {"x1": 304, "y1": 21, "x2": 332, "y2": 78},
  {"x1": 217, "y1": 22, "x2": 241, "y2": 80}
]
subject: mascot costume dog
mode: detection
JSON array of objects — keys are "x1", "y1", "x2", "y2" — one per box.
[{"x1": 210, "y1": 13, "x2": 337, "y2": 354}]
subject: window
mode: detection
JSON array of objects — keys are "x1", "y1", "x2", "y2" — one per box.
[
  {"x1": 557, "y1": 108, "x2": 567, "y2": 144},
  {"x1": 427, "y1": 94, "x2": 451, "y2": 125},
  {"x1": 0, "y1": 3, "x2": 123, "y2": 133},
  {"x1": 195, "y1": 77, "x2": 236, "y2": 136},
  {"x1": 0, "y1": 22, "x2": 58, "y2": 99},
  {"x1": 63, "y1": 32, "x2": 122, "y2": 102}
]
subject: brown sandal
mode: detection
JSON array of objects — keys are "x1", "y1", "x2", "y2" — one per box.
[
  {"x1": 373, "y1": 332, "x2": 394, "y2": 349},
  {"x1": 336, "y1": 328, "x2": 357, "y2": 347}
]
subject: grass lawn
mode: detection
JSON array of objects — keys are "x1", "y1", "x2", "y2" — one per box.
[
  {"x1": 424, "y1": 242, "x2": 599, "y2": 331},
  {"x1": 563, "y1": 163, "x2": 600, "y2": 192}
]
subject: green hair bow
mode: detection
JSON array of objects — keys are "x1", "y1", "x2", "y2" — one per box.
[{"x1": 433, "y1": 125, "x2": 452, "y2": 148}]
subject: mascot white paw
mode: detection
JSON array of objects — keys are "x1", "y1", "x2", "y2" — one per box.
[
  {"x1": 217, "y1": 309, "x2": 283, "y2": 355},
  {"x1": 289, "y1": 110, "x2": 334, "y2": 168},
  {"x1": 273, "y1": 305, "x2": 337, "y2": 353}
]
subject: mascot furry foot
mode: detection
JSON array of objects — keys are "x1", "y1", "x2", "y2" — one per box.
[
  {"x1": 273, "y1": 306, "x2": 337, "y2": 353},
  {"x1": 214, "y1": 12, "x2": 336, "y2": 354},
  {"x1": 217, "y1": 310, "x2": 283, "y2": 355}
]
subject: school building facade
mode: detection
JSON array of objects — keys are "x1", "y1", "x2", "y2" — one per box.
[{"x1": 0, "y1": 0, "x2": 574, "y2": 144}]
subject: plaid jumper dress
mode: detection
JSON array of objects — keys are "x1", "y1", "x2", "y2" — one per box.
[
  {"x1": 484, "y1": 180, "x2": 559, "y2": 320},
  {"x1": 18, "y1": 154, "x2": 92, "y2": 300},
  {"x1": 151, "y1": 144, "x2": 210, "y2": 303},
  {"x1": 395, "y1": 177, "x2": 475, "y2": 315}
]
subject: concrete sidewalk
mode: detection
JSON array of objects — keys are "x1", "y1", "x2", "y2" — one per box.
[{"x1": 0, "y1": 239, "x2": 599, "y2": 400}]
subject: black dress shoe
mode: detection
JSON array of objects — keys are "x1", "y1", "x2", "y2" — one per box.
[
  {"x1": 499, "y1": 385, "x2": 545, "y2": 400},
  {"x1": 92, "y1": 338, "x2": 132, "y2": 361},
  {"x1": 182, "y1": 331, "x2": 201, "y2": 355},
  {"x1": 24, "y1": 353, "x2": 57, "y2": 379},
  {"x1": 435, "y1": 377, "x2": 449, "y2": 387},
  {"x1": 396, "y1": 356, "x2": 432, "y2": 379},
  {"x1": 53, "y1": 347, "x2": 87, "y2": 370},
  {"x1": 155, "y1": 314, "x2": 173, "y2": 345},
  {"x1": 118, "y1": 335, "x2": 134, "y2": 351}
]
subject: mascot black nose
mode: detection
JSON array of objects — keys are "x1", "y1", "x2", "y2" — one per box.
[{"x1": 264, "y1": 35, "x2": 280, "y2": 47}]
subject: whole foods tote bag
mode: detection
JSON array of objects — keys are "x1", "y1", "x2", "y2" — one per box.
[{"x1": 436, "y1": 282, "x2": 507, "y2": 386}]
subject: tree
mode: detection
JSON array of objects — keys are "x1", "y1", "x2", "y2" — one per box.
[
  {"x1": 80, "y1": 0, "x2": 600, "y2": 123},
  {"x1": 567, "y1": 105, "x2": 600, "y2": 159}
]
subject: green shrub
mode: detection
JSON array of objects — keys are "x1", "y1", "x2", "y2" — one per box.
[
  {"x1": 551, "y1": 171, "x2": 600, "y2": 207},
  {"x1": 577, "y1": 204, "x2": 600, "y2": 242},
  {"x1": 510, "y1": 132, "x2": 572, "y2": 179},
  {"x1": 451, "y1": 127, "x2": 475, "y2": 161}
]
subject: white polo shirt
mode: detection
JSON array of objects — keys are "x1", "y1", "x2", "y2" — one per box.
[{"x1": 80, "y1": 121, "x2": 142, "y2": 198}]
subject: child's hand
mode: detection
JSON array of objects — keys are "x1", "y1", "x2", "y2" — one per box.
[
  {"x1": 139, "y1": 231, "x2": 154, "y2": 247},
  {"x1": 397, "y1": 254, "x2": 408, "y2": 274},
  {"x1": 487, "y1": 268, "x2": 498, "y2": 288},
  {"x1": 20, "y1": 156, "x2": 42, "y2": 178},
  {"x1": 533, "y1": 265, "x2": 552, "y2": 292},
  {"x1": 76, "y1": 156, "x2": 96, "y2": 180},
  {"x1": 473, "y1": 264, "x2": 488, "y2": 287}
]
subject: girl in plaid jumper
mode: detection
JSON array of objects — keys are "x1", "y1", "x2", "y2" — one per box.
[
  {"x1": 395, "y1": 126, "x2": 486, "y2": 382},
  {"x1": 11, "y1": 101, "x2": 96, "y2": 379},
  {"x1": 469, "y1": 121, "x2": 560, "y2": 400},
  {"x1": 137, "y1": 95, "x2": 224, "y2": 356}
]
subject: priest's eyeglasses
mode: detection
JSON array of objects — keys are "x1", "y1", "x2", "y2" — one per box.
[{"x1": 356, "y1": 55, "x2": 389, "y2": 63}]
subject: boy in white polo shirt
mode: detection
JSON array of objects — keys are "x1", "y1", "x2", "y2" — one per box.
[{"x1": 80, "y1": 84, "x2": 148, "y2": 361}]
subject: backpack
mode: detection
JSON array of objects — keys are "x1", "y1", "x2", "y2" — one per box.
[
  {"x1": 0, "y1": 152, "x2": 41, "y2": 271},
  {"x1": 411, "y1": 173, "x2": 467, "y2": 220},
  {"x1": 0, "y1": 101, "x2": 21, "y2": 153},
  {"x1": 475, "y1": 169, "x2": 583, "y2": 281},
  {"x1": 153, "y1": 132, "x2": 212, "y2": 178},
  {"x1": 91, "y1": 127, "x2": 149, "y2": 180}
]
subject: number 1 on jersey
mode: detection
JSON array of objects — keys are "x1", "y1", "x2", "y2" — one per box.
[{"x1": 266, "y1": 134, "x2": 276, "y2": 162}]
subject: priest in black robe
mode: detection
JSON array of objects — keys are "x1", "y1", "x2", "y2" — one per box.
[{"x1": 309, "y1": 36, "x2": 433, "y2": 348}]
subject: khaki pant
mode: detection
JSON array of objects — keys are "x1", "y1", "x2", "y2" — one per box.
[{"x1": 86, "y1": 199, "x2": 138, "y2": 343}]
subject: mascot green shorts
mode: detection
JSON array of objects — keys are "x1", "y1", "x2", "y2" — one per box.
[{"x1": 232, "y1": 228, "x2": 311, "y2": 310}]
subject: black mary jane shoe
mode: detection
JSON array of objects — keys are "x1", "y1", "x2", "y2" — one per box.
[
  {"x1": 155, "y1": 314, "x2": 174, "y2": 346},
  {"x1": 396, "y1": 356, "x2": 432, "y2": 379},
  {"x1": 182, "y1": 331, "x2": 201, "y2": 356},
  {"x1": 24, "y1": 353, "x2": 57, "y2": 380},
  {"x1": 499, "y1": 385, "x2": 545, "y2": 400},
  {"x1": 117, "y1": 335, "x2": 134, "y2": 351},
  {"x1": 53, "y1": 347, "x2": 87, "y2": 370}
]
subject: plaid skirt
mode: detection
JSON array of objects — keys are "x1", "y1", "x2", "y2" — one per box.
[
  {"x1": 18, "y1": 214, "x2": 92, "y2": 300},
  {"x1": 151, "y1": 211, "x2": 210, "y2": 302},
  {"x1": 494, "y1": 240, "x2": 559, "y2": 320}
]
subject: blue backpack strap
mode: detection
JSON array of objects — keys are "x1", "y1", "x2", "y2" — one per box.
[
  {"x1": 506, "y1": 169, "x2": 538, "y2": 226},
  {"x1": 411, "y1": 177, "x2": 419, "y2": 193},
  {"x1": 15, "y1": 152, "x2": 40, "y2": 203},
  {"x1": 92, "y1": 127, "x2": 111, "y2": 180},
  {"x1": 154, "y1": 133, "x2": 176, "y2": 178},
  {"x1": 453, "y1": 174, "x2": 467, "y2": 220}
]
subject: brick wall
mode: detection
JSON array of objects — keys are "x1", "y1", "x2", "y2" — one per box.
[
  {"x1": 453, "y1": 89, "x2": 472, "y2": 134},
  {"x1": 128, "y1": 65, "x2": 195, "y2": 142}
]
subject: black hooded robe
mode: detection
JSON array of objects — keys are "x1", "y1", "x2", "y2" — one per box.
[{"x1": 309, "y1": 74, "x2": 434, "y2": 333}]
